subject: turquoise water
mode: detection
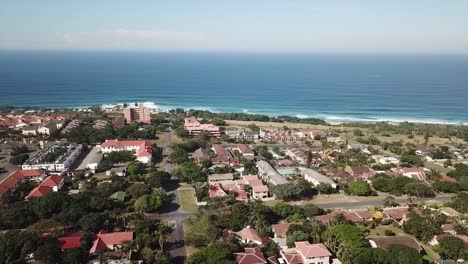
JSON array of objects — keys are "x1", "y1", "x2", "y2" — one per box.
[{"x1": 0, "y1": 51, "x2": 467, "y2": 124}]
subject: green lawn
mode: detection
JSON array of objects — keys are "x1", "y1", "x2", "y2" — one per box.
[
  {"x1": 424, "y1": 161, "x2": 453, "y2": 174},
  {"x1": 179, "y1": 188, "x2": 197, "y2": 213}
]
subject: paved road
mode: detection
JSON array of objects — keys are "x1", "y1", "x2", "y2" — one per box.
[{"x1": 158, "y1": 130, "x2": 189, "y2": 263}]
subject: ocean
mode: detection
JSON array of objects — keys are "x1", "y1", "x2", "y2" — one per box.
[{"x1": 0, "y1": 51, "x2": 467, "y2": 124}]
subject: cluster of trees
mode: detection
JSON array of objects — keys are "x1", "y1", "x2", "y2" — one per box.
[
  {"x1": 270, "y1": 180, "x2": 315, "y2": 200},
  {"x1": 173, "y1": 162, "x2": 208, "y2": 183},
  {"x1": 272, "y1": 202, "x2": 324, "y2": 222},
  {"x1": 186, "y1": 110, "x2": 327, "y2": 125},
  {"x1": 348, "y1": 180, "x2": 373, "y2": 196},
  {"x1": 0, "y1": 160, "x2": 173, "y2": 263},
  {"x1": 402, "y1": 212, "x2": 443, "y2": 243},
  {"x1": 343, "y1": 121, "x2": 468, "y2": 142},
  {"x1": 444, "y1": 192, "x2": 468, "y2": 214},
  {"x1": 64, "y1": 122, "x2": 163, "y2": 144},
  {"x1": 9, "y1": 144, "x2": 32, "y2": 165},
  {"x1": 372, "y1": 174, "x2": 435, "y2": 197}
]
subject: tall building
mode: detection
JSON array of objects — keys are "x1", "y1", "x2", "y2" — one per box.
[{"x1": 123, "y1": 104, "x2": 151, "y2": 124}]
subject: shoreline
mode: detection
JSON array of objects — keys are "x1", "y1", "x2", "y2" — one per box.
[{"x1": 0, "y1": 102, "x2": 466, "y2": 126}]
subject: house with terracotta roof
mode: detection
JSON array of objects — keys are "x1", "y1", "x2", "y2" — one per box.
[
  {"x1": 344, "y1": 166, "x2": 376, "y2": 181},
  {"x1": 350, "y1": 210, "x2": 373, "y2": 222},
  {"x1": 391, "y1": 167, "x2": 427, "y2": 181},
  {"x1": 89, "y1": 230, "x2": 134, "y2": 255},
  {"x1": 369, "y1": 236, "x2": 422, "y2": 252},
  {"x1": 272, "y1": 223, "x2": 292, "y2": 247},
  {"x1": 58, "y1": 232, "x2": 83, "y2": 250},
  {"x1": 232, "y1": 144, "x2": 255, "y2": 159},
  {"x1": 238, "y1": 226, "x2": 263, "y2": 245},
  {"x1": 0, "y1": 169, "x2": 46, "y2": 196},
  {"x1": 234, "y1": 247, "x2": 267, "y2": 264},
  {"x1": 314, "y1": 210, "x2": 362, "y2": 225},
  {"x1": 100, "y1": 139, "x2": 152, "y2": 164},
  {"x1": 211, "y1": 144, "x2": 240, "y2": 165},
  {"x1": 280, "y1": 241, "x2": 332, "y2": 264},
  {"x1": 382, "y1": 207, "x2": 424, "y2": 224},
  {"x1": 26, "y1": 175, "x2": 64, "y2": 200},
  {"x1": 429, "y1": 233, "x2": 468, "y2": 246}
]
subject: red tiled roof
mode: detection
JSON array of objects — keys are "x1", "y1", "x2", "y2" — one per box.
[
  {"x1": 384, "y1": 207, "x2": 409, "y2": 220},
  {"x1": 234, "y1": 247, "x2": 267, "y2": 264},
  {"x1": 239, "y1": 226, "x2": 262, "y2": 242},
  {"x1": 59, "y1": 232, "x2": 83, "y2": 250},
  {"x1": 101, "y1": 139, "x2": 152, "y2": 158},
  {"x1": 26, "y1": 186, "x2": 53, "y2": 199},
  {"x1": 295, "y1": 241, "x2": 332, "y2": 258},
  {"x1": 314, "y1": 210, "x2": 362, "y2": 224},
  {"x1": 272, "y1": 223, "x2": 291, "y2": 237},
  {"x1": 41, "y1": 175, "x2": 64, "y2": 187},
  {"x1": 236, "y1": 144, "x2": 254, "y2": 155},
  {"x1": 0, "y1": 170, "x2": 45, "y2": 195},
  {"x1": 89, "y1": 231, "x2": 133, "y2": 254}
]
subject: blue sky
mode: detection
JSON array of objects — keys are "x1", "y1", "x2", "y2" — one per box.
[{"x1": 1, "y1": 0, "x2": 467, "y2": 53}]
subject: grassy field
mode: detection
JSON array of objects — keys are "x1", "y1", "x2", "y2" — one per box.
[
  {"x1": 424, "y1": 161, "x2": 453, "y2": 174},
  {"x1": 368, "y1": 225, "x2": 440, "y2": 262},
  {"x1": 224, "y1": 120, "x2": 465, "y2": 146},
  {"x1": 179, "y1": 188, "x2": 198, "y2": 213}
]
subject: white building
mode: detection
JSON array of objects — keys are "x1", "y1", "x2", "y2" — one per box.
[{"x1": 22, "y1": 143, "x2": 83, "y2": 171}]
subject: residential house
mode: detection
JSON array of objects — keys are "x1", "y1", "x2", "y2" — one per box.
[
  {"x1": 238, "y1": 226, "x2": 263, "y2": 245},
  {"x1": 391, "y1": 167, "x2": 426, "y2": 181},
  {"x1": 26, "y1": 175, "x2": 64, "y2": 200},
  {"x1": 280, "y1": 241, "x2": 332, "y2": 264},
  {"x1": 112, "y1": 117, "x2": 127, "y2": 129},
  {"x1": 37, "y1": 121, "x2": 58, "y2": 135},
  {"x1": 225, "y1": 130, "x2": 242, "y2": 140},
  {"x1": 233, "y1": 144, "x2": 255, "y2": 159},
  {"x1": 22, "y1": 125, "x2": 39, "y2": 136},
  {"x1": 344, "y1": 166, "x2": 376, "y2": 181},
  {"x1": 106, "y1": 167, "x2": 128, "y2": 177},
  {"x1": 208, "y1": 173, "x2": 235, "y2": 184},
  {"x1": 314, "y1": 210, "x2": 363, "y2": 225},
  {"x1": 371, "y1": 155, "x2": 400, "y2": 165},
  {"x1": 321, "y1": 166, "x2": 354, "y2": 183},
  {"x1": 272, "y1": 223, "x2": 291, "y2": 248},
  {"x1": 243, "y1": 131, "x2": 259, "y2": 141},
  {"x1": 100, "y1": 139, "x2": 152, "y2": 163},
  {"x1": 0, "y1": 169, "x2": 46, "y2": 196},
  {"x1": 211, "y1": 144, "x2": 239, "y2": 165},
  {"x1": 234, "y1": 247, "x2": 268, "y2": 264},
  {"x1": 429, "y1": 233, "x2": 468, "y2": 246},
  {"x1": 369, "y1": 236, "x2": 422, "y2": 252},
  {"x1": 58, "y1": 232, "x2": 83, "y2": 250},
  {"x1": 89, "y1": 230, "x2": 134, "y2": 255}
]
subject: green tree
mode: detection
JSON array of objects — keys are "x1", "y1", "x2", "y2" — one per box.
[
  {"x1": 316, "y1": 183, "x2": 334, "y2": 194},
  {"x1": 383, "y1": 196, "x2": 399, "y2": 207},
  {"x1": 438, "y1": 236, "x2": 467, "y2": 260},
  {"x1": 387, "y1": 244, "x2": 423, "y2": 264},
  {"x1": 148, "y1": 170, "x2": 171, "y2": 188},
  {"x1": 349, "y1": 181, "x2": 372, "y2": 196},
  {"x1": 403, "y1": 182, "x2": 434, "y2": 197},
  {"x1": 127, "y1": 162, "x2": 144, "y2": 175},
  {"x1": 127, "y1": 183, "x2": 151, "y2": 199}
]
